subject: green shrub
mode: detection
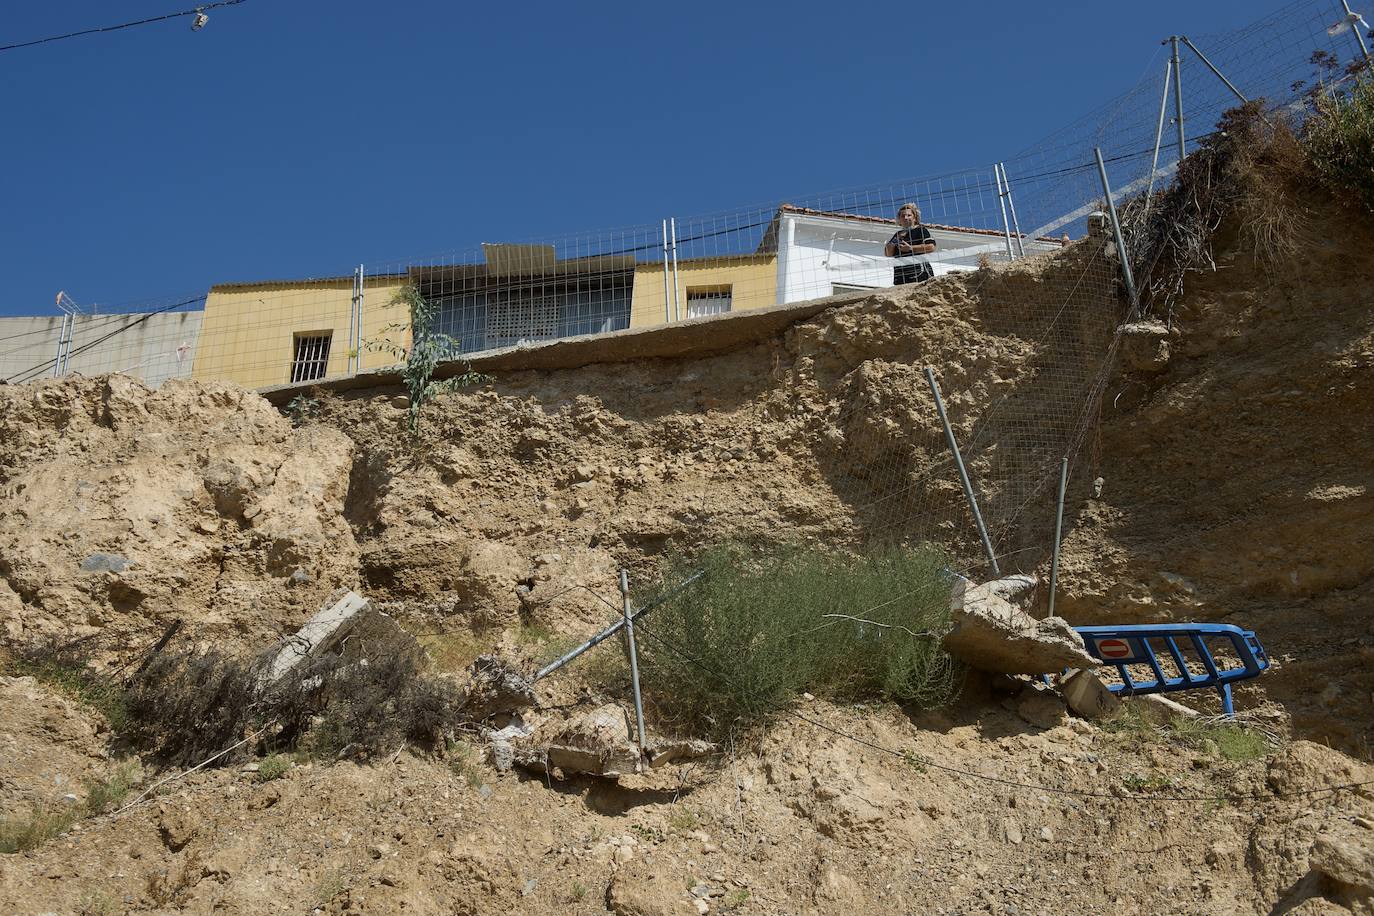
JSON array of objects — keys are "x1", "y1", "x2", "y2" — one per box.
[
  {"x1": 1304, "y1": 76, "x2": 1374, "y2": 213},
  {"x1": 633, "y1": 544, "x2": 960, "y2": 740},
  {"x1": 0, "y1": 804, "x2": 78, "y2": 854},
  {"x1": 255, "y1": 754, "x2": 292, "y2": 783}
]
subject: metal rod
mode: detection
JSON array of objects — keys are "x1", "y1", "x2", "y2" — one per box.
[
  {"x1": 1000, "y1": 163, "x2": 1026, "y2": 257},
  {"x1": 661, "y1": 220, "x2": 671, "y2": 324},
  {"x1": 1147, "y1": 55, "x2": 1173, "y2": 201},
  {"x1": 532, "y1": 569, "x2": 705, "y2": 681},
  {"x1": 357, "y1": 264, "x2": 365, "y2": 376},
  {"x1": 1170, "y1": 36, "x2": 1186, "y2": 162},
  {"x1": 348, "y1": 267, "x2": 358, "y2": 375},
  {"x1": 1341, "y1": 0, "x2": 1372, "y2": 63},
  {"x1": 1179, "y1": 36, "x2": 1247, "y2": 104},
  {"x1": 1094, "y1": 147, "x2": 1139, "y2": 307},
  {"x1": 669, "y1": 217, "x2": 681, "y2": 323},
  {"x1": 993, "y1": 165, "x2": 1015, "y2": 262},
  {"x1": 1048, "y1": 457, "x2": 1068, "y2": 617},
  {"x1": 621, "y1": 569, "x2": 647, "y2": 765},
  {"x1": 923, "y1": 367, "x2": 1000, "y2": 577}
]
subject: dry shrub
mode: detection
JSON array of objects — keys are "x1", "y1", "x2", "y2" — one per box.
[
  {"x1": 11, "y1": 624, "x2": 464, "y2": 768},
  {"x1": 1127, "y1": 101, "x2": 1315, "y2": 322},
  {"x1": 1304, "y1": 74, "x2": 1374, "y2": 214}
]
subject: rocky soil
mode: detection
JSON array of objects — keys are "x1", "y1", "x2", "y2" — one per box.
[{"x1": 1, "y1": 200, "x2": 1372, "y2": 914}]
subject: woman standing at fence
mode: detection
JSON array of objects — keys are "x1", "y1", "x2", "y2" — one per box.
[{"x1": 884, "y1": 202, "x2": 936, "y2": 285}]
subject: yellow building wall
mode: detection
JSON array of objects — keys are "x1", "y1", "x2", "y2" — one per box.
[
  {"x1": 629, "y1": 257, "x2": 775, "y2": 328},
  {"x1": 193, "y1": 276, "x2": 408, "y2": 390}
]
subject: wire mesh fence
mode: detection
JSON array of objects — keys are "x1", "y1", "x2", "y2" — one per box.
[{"x1": 0, "y1": 0, "x2": 1366, "y2": 584}]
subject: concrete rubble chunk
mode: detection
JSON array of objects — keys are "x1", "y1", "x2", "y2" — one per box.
[
  {"x1": 461, "y1": 655, "x2": 536, "y2": 721},
  {"x1": 942, "y1": 579, "x2": 1099, "y2": 674},
  {"x1": 647, "y1": 737, "x2": 717, "y2": 768},
  {"x1": 515, "y1": 703, "x2": 642, "y2": 777},
  {"x1": 1061, "y1": 668, "x2": 1121, "y2": 720},
  {"x1": 262, "y1": 591, "x2": 370, "y2": 684}
]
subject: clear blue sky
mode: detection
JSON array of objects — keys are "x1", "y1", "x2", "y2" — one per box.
[{"x1": 0, "y1": 0, "x2": 1325, "y2": 315}]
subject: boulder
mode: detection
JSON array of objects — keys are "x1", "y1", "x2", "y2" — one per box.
[
  {"x1": 461, "y1": 655, "x2": 536, "y2": 721},
  {"x1": 1311, "y1": 829, "x2": 1374, "y2": 893},
  {"x1": 942, "y1": 579, "x2": 1099, "y2": 674}
]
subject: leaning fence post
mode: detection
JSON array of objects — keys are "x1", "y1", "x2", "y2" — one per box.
[
  {"x1": 1093, "y1": 147, "x2": 1139, "y2": 308},
  {"x1": 1048, "y1": 457, "x2": 1069, "y2": 617},
  {"x1": 620, "y1": 569, "x2": 648, "y2": 768},
  {"x1": 924, "y1": 367, "x2": 1000, "y2": 577}
]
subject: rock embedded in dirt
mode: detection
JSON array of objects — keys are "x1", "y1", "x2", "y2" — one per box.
[
  {"x1": 461, "y1": 655, "x2": 536, "y2": 721},
  {"x1": 1061, "y1": 668, "x2": 1120, "y2": 719},
  {"x1": 1310, "y1": 829, "x2": 1374, "y2": 894}
]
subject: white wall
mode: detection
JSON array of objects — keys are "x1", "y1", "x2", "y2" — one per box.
[
  {"x1": 776, "y1": 213, "x2": 1060, "y2": 305},
  {"x1": 0, "y1": 311, "x2": 203, "y2": 388}
]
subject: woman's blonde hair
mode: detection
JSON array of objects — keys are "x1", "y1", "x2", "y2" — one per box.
[{"x1": 897, "y1": 202, "x2": 921, "y2": 221}]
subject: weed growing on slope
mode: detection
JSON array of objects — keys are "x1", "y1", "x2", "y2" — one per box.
[
  {"x1": 633, "y1": 544, "x2": 960, "y2": 741},
  {"x1": 1305, "y1": 74, "x2": 1374, "y2": 214}
]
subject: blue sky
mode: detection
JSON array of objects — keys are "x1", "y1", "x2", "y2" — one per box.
[{"x1": 0, "y1": 0, "x2": 1335, "y2": 316}]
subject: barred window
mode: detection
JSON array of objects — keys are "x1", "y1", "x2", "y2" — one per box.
[
  {"x1": 686, "y1": 287, "x2": 732, "y2": 318},
  {"x1": 290, "y1": 332, "x2": 332, "y2": 383}
]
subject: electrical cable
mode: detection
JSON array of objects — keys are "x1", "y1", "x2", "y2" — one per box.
[{"x1": 0, "y1": 0, "x2": 248, "y2": 53}]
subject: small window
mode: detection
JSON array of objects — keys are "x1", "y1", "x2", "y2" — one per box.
[
  {"x1": 290, "y1": 332, "x2": 332, "y2": 383},
  {"x1": 687, "y1": 286, "x2": 732, "y2": 318}
]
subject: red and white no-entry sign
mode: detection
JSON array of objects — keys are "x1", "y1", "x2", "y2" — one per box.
[{"x1": 1097, "y1": 638, "x2": 1132, "y2": 660}]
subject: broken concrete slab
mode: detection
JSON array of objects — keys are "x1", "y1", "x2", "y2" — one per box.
[
  {"x1": 983, "y1": 574, "x2": 1037, "y2": 606},
  {"x1": 513, "y1": 704, "x2": 642, "y2": 777},
  {"x1": 460, "y1": 655, "x2": 536, "y2": 721},
  {"x1": 1061, "y1": 669, "x2": 1121, "y2": 720},
  {"x1": 646, "y1": 737, "x2": 717, "y2": 769},
  {"x1": 942, "y1": 579, "x2": 1099, "y2": 675},
  {"x1": 262, "y1": 591, "x2": 370, "y2": 684}
]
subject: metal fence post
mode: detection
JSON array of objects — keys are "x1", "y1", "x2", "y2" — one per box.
[
  {"x1": 661, "y1": 220, "x2": 672, "y2": 324},
  {"x1": 620, "y1": 569, "x2": 647, "y2": 767},
  {"x1": 1340, "y1": 0, "x2": 1371, "y2": 64},
  {"x1": 994, "y1": 165, "x2": 1016, "y2": 262},
  {"x1": 1170, "y1": 36, "x2": 1186, "y2": 162},
  {"x1": 924, "y1": 367, "x2": 1001, "y2": 577},
  {"x1": 1048, "y1": 457, "x2": 1069, "y2": 617},
  {"x1": 1000, "y1": 163, "x2": 1026, "y2": 257},
  {"x1": 669, "y1": 217, "x2": 682, "y2": 322},
  {"x1": 1180, "y1": 36, "x2": 1248, "y2": 104},
  {"x1": 1147, "y1": 55, "x2": 1173, "y2": 201},
  {"x1": 1093, "y1": 147, "x2": 1139, "y2": 307}
]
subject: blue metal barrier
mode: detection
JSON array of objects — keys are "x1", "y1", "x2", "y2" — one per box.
[{"x1": 1073, "y1": 623, "x2": 1269, "y2": 716}]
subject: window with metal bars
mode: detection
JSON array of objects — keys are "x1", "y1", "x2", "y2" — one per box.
[
  {"x1": 686, "y1": 287, "x2": 732, "y2": 318},
  {"x1": 290, "y1": 332, "x2": 332, "y2": 383}
]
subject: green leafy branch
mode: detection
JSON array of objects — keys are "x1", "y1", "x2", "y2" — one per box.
[{"x1": 364, "y1": 285, "x2": 491, "y2": 433}]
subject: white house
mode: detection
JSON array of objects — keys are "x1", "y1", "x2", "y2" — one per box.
[{"x1": 768, "y1": 205, "x2": 1063, "y2": 305}]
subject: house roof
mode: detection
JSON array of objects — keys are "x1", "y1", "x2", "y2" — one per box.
[
  {"x1": 209, "y1": 273, "x2": 407, "y2": 292},
  {"x1": 756, "y1": 204, "x2": 1064, "y2": 253}
]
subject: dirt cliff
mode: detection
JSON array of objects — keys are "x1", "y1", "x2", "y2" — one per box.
[{"x1": 1, "y1": 201, "x2": 1372, "y2": 914}]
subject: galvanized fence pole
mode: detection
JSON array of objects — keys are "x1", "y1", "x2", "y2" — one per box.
[
  {"x1": 1340, "y1": 0, "x2": 1371, "y2": 64},
  {"x1": 999, "y1": 163, "x2": 1026, "y2": 257},
  {"x1": 621, "y1": 569, "x2": 648, "y2": 767},
  {"x1": 1147, "y1": 55, "x2": 1173, "y2": 201},
  {"x1": 356, "y1": 263, "x2": 365, "y2": 375},
  {"x1": 924, "y1": 367, "x2": 1001, "y2": 577},
  {"x1": 1093, "y1": 147, "x2": 1139, "y2": 308},
  {"x1": 661, "y1": 220, "x2": 672, "y2": 324},
  {"x1": 670, "y1": 217, "x2": 682, "y2": 323},
  {"x1": 1170, "y1": 36, "x2": 1186, "y2": 162},
  {"x1": 1179, "y1": 36, "x2": 1248, "y2": 104},
  {"x1": 532, "y1": 569, "x2": 705, "y2": 682},
  {"x1": 994, "y1": 165, "x2": 1016, "y2": 262},
  {"x1": 1048, "y1": 457, "x2": 1069, "y2": 618}
]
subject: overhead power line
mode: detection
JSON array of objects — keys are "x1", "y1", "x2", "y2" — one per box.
[{"x1": 0, "y1": 0, "x2": 248, "y2": 53}]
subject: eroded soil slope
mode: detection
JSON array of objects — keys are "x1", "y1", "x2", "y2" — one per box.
[{"x1": 1053, "y1": 201, "x2": 1374, "y2": 756}]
